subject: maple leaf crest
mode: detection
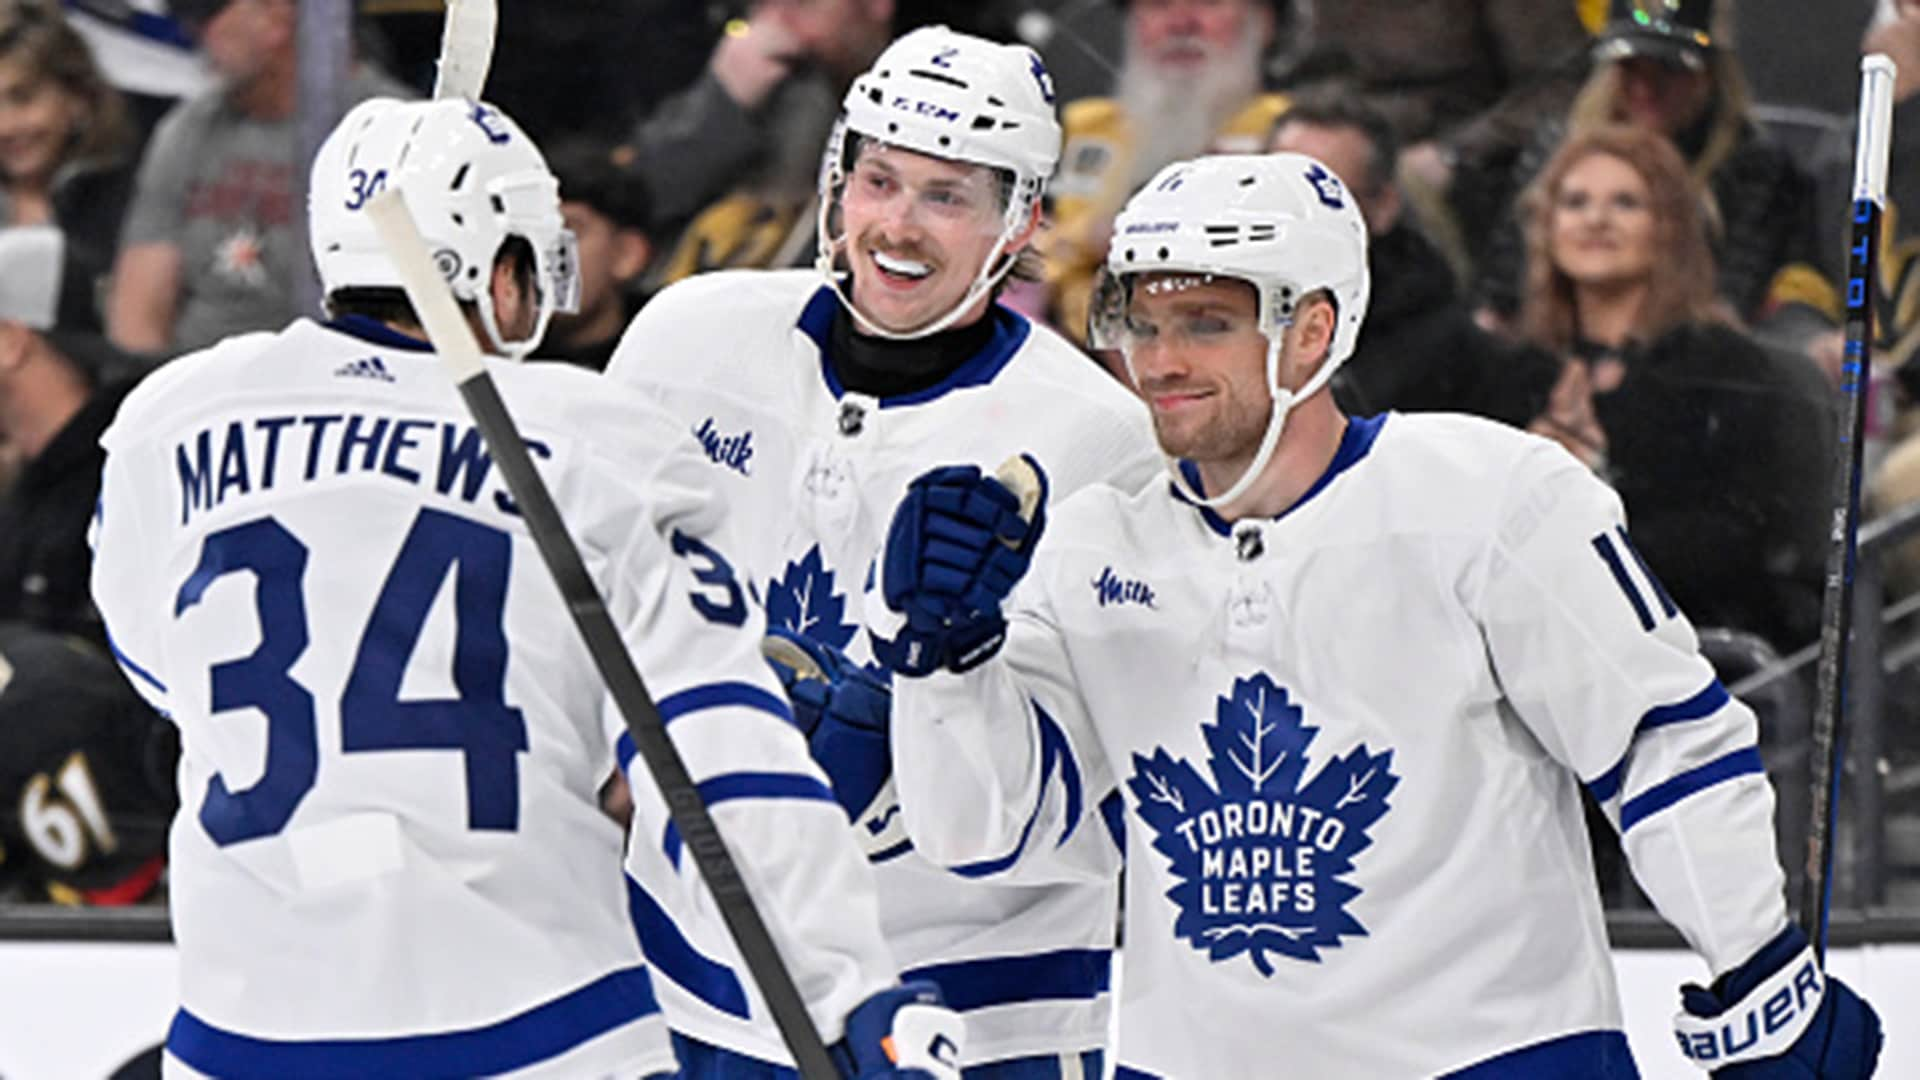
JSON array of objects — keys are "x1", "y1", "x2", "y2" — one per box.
[
  {"x1": 1126, "y1": 672, "x2": 1399, "y2": 976},
  {"x1": 765, "y1": 544, "x2": 858, "y2": 650}
]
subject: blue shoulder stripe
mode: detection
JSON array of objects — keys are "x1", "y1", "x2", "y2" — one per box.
[
  {"x1": 1621, "y1": 747, "x2": 1765, "y2": 833},
  {"x1": 168, "y1": 966, "x2": 660, "y2": 1076},
  {"x1": 902, "y1": 947, "x2": 1111, "y2": 1013},
  {"x1": 661, "y1": 772, "x2": 836, "y2": 865},
  {"x1": 658, "y1": 681, "x2": 794, "y2": 726},
  {"x1": 625, "y1": 877, "x2": 750, "y2": 1019}
]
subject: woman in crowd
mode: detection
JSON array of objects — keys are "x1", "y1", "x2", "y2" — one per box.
[
  {"x1": 1520, "y1": 124, "x2": 1831, "y2": 651},
  {"x1": 0, "y1": 1, "x2": 135, "y2": 332}
]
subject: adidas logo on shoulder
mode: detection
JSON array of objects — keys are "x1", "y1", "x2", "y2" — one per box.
[{"x1": 334, "y1": 356, "x2": 397, "y2": 383}]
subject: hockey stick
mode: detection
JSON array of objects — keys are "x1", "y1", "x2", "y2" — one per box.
[
  {"x1": 1802, "y1": 53, "x2": 1897, "y2": 962},
  {"x1": 432, "y1": 0, "x2": 497, "y2": 101},
  {"x1": 362, "y1": 188, "x2": 840, "y2": 1080}
]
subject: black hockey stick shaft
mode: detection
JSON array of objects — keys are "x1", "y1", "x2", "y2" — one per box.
[
  {"x1": 1802, "y1": 54, "x2": 1896, "y2": 962},
  {"x1": 364, "y1": 189, "x2": 840, "y2": 1080}
]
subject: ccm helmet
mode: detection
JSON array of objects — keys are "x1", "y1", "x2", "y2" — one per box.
[{"x1": 817, "y1": 25, "x2": 1062, "y2": 339}]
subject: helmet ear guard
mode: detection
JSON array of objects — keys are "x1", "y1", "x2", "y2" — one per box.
[{"x1": 309, "y1": 97, "x2": 578, "y2": 359}]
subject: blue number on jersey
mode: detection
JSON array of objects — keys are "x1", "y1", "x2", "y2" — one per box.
[
  {"x1": 1592, "y1": 526, "x2": 1678, "y2": 632},
  {"x1": 176, "y1": 510, "x2": 529, "y2": 845},
  {"x1": 342, "y1": 509, "x2": 527, "y2": 830},
  {"x1": 177, "y1": 518, "x2": 318, "y2": 846},
  {"x1": 671, "y1": 529, "x2": 747, "y2": 627}
]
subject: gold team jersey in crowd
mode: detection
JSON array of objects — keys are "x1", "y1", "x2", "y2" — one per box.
[{"x1": 1045, "y1": 93, "x2": 1292, "y2": 345}]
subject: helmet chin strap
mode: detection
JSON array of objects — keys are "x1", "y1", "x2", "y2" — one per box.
[{"x1": 1146, "y1": 332, "x2": 1342, "y2": 511}]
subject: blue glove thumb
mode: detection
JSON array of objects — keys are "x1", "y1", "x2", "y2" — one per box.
[
  {"x1": 1673, "y1": 924, "x2": 1882, "y2": 1077},
  {"x1": 832, "y1": 981, "x2": 964, "y2": 1079}
]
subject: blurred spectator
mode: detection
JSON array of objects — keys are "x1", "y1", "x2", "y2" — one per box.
[
  {"x1": 0, "y1": 0, "x2": 137, "y2": 333},
  {"x1": 0, "y1": 317, "x2": 140, "y2": 642},
  {"x1": 540, "y1": 137, "x2": 653, "y2": 373},
  {"x1": 1477, "y1": 0, "x2": 1835, "y2": 332},
  {"x1": 623, "y1": 0, "x2": 1012, "y2": 289},
  {"x1": 1047, "y1": 0, "x2": 1290, "y2": 345},
  {"x1": 1274, "y1": 0, "x2": 1590, "y2": 209},
  {"x1": 104, "y1": 0, "x2": 407, "y2": 358},
  {"x1": 1270, "y1": 95, "x2": 1562, "y2": 427},
  {"x1": 0, "y1": 619, "x2": 175, "y2": 905},
  {"x1": 1518, "y1": 124, "x2": 1831, "y2": 649}
]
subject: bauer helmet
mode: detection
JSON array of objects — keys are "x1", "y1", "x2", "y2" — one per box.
[{"x1": 1091, "y1": 153, "x2": 1371, "y2": 508}]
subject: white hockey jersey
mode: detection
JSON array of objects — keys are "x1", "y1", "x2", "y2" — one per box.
[
  {"x1": 90, "y1": 316, "x2": 897, "y2": 1078},
  {"x1": 888, "y1": 412, "x2": 1793, "y2": 1078},
  {"x1": 604, "y1": 269, "x2": 1161, "y2": 1066}
]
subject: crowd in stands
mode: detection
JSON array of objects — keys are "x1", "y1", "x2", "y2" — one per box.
[{"x1": 1, "y1": 0, "x2": 1915, "y2": 912}]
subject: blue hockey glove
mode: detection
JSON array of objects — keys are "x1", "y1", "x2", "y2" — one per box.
[
  {"x1": 831, "y1": 981, "x2": 963, "y2": 1079},
  {"x1": 874, "y1": 456, "x2": 1048, "y2": 677},
  {"x1": 1673, "y1": 924, "x2": 1881, "y2": 1077},
  {"x1": 762, "y1": 627, "x2": 893, "y2": 821}
]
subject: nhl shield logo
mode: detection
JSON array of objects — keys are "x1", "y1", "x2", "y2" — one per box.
[{"x1": 1128, "y1": 673, "x2": 1398, "y2": 974}]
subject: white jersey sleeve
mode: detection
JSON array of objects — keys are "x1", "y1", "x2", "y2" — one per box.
[
  {"x1": 607, "y1": 429, "x2": 898, "y2": 1046},
  {"x1": 1477, "y1": 442, "x2": 1789, "y2": 975},
  {"x1": 885, "y1": 509, "x2": 1125, "y2": 888}
]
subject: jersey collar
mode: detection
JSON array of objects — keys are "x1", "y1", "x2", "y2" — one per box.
[
  {"x1": 327, "y1": 315, "x2": 434, "y2": 353},
  {"x1": 796, "y1": 284, "x2": 1032, "y2": 407},
  {"x1": 1173, "y1": 413, "x2": 1389, "y2": 537}
]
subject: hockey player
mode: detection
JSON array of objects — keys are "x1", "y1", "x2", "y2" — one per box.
[
  {"x1": 89, "y1": 96, "x2": 958, "y2": 1079},
  {"x1": 603, "y1": 25, "x2": 1159, "y2": 1078},
  {"x1": 873, "y1": 153, "x2": 1884, "y2": 1077}
]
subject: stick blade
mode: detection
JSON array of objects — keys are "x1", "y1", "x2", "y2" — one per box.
[{"x1": 434, "y1": 0, "x2": 498, "y2": 101}]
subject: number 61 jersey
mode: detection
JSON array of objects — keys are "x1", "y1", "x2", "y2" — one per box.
[
  {"x1": 891, "y1": 412, "x2": 1794, "y2": 1078},
  {"x1": 90, "y1": 316, "x2": 895, "y2": 1078}
]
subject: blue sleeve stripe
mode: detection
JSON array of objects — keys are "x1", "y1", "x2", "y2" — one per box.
[
  {"x1": 1616, "y1": 526, "x2": 1678, "y2": 619},
  {"x1": 1620, "y1": 747, "x2": 1765, "y2": 833},
  {"x1": 902, "y1": 947, "x2": 1110, "y2": 1013},
  {"x1": 871, "y1": 838, "x2": 914, "y2": 863},
  {"x1": 1584, "y1": 679, "x2": 1733, "y2": 804},
  {"x1": 661, "y1": 772, "x2": 836, "y2": 865},
  {"x1": 167, "y1": 966, "x2": 660, "y2": 1075},
  {"x1": 106, "y1": 630, "x2": 168, "y2": 697},
  {"x1": 657, "y1": 681, "x2": 794, "y2": 727},
  {"x1": 1639, "y1": 679, "x2": 1730, "y2": 732},
  {"x1": 1116, "y1": 1068, "x2": 1167, "y2": 1080},
  {"x1": 950, "y1": 704, "x2": 1081, "y2": 879},
  {"x1": 625, "y1": 877, "x2": 750, "y2": 1019},
  {"x1": 1592, "y1": 534, "x2": 1654, "y2": 631}
]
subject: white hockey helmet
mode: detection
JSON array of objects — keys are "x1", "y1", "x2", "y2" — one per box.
[
  {"x1": 309, "y1": 97, "x2": 579, "y2": 359},
  {"x1": 1093, "y1": 153, "x2": 1372, "y2": 508},
  {"x1": 817, "y1": 25, "x2": 1063, "y2": 339}
]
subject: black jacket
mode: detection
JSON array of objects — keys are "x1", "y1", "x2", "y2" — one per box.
[
  {"x1": 1591, "y1": 321, "x2": 1832, "y2": 649},
  {"x1": 0, "y1": 379, "x2": 134, "y2": 644},
  {"x1": 1335, "y1": 222, "x2": 1562, "y2": 426}
]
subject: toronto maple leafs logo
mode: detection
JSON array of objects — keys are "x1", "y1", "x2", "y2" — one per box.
[
  {"x1": 765, "y1": 545, "x2": 858, "y2": 651},
  {"x1": 1303, "y1": 163, "x2": 1347, "y2": 211},
  {"x1": 1128, "y1": 673, "x2": 1397, "y2": 975}
]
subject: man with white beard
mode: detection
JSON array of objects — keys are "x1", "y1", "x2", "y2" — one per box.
[{"x1": 1045, "y1": 0, "x2": 1288, "y2": 346}]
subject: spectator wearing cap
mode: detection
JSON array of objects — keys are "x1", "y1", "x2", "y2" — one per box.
[
  {"x1": 0, "y1": 317, "x2": 142, "y2": 643},
  {"x1": 0, "y1": 0, "x2": 137, "y2": 333},
  {"x1": 1475, "y1": 0, "x2": 1833, "y2": 332},
  {"x1": 540, "y1": 139, "x2": 654, "y2": 373},
  {"x1": 104, "y1": 0, "x2": 409, "y2": 359},
  {"x1": 1047, "y1": 0, "x2": 1291, "y2": 346}
]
